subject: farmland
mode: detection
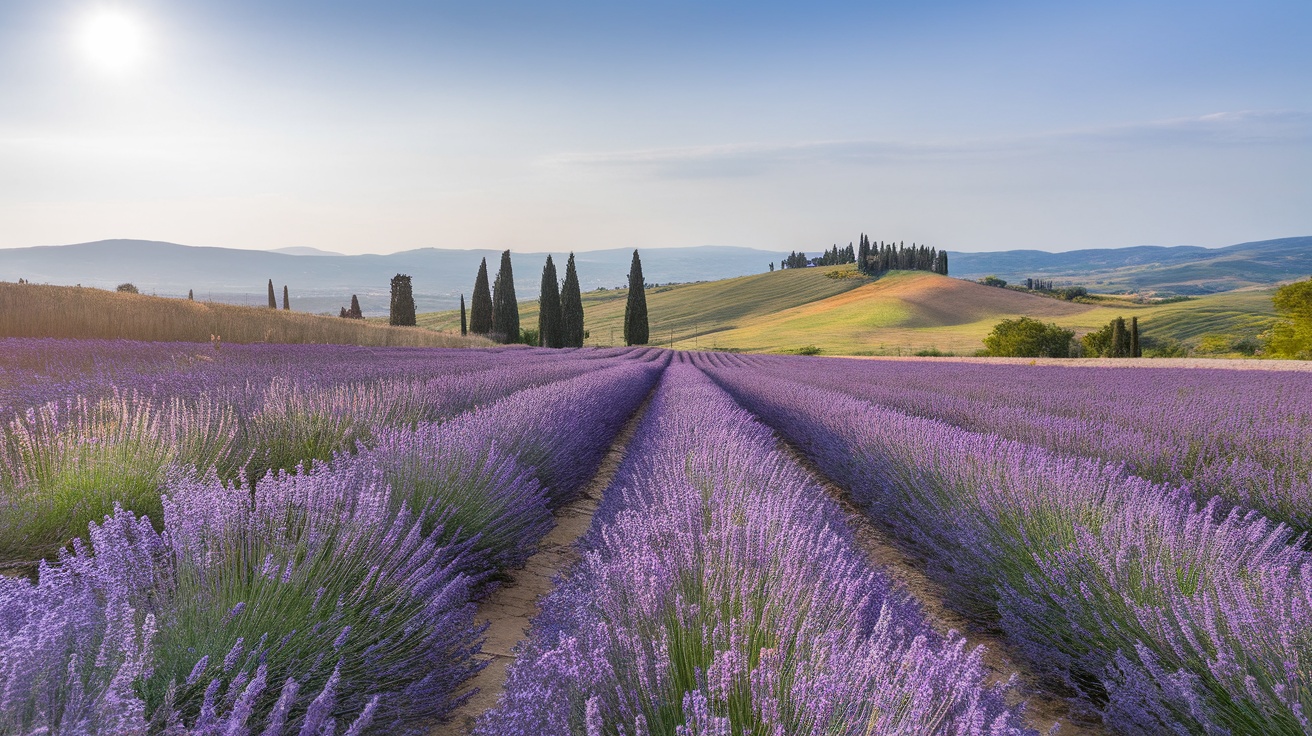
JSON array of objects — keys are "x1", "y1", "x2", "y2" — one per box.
[
  {"x1": 1, "y1": 339, "x2": 1310, "y2": 735},
  {"x1": 414, "y1": 268, "x2": 1280, "y2": 356}
]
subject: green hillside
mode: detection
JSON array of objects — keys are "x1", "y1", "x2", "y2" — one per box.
[{"x1": 416, "y1": 266, "x2": 1283, "y2": 355}]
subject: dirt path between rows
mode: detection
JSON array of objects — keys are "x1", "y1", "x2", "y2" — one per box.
[
  {"x1": 776, "y1": 439, "x2": 1111, "y2": 736},
  {"x1": 431, "y1": 395, "x2": 651, "y2": 736}
]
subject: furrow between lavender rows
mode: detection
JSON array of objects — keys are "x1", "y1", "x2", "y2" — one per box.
[
  {"x1": 479, "y1": 360, "x2": 1036, "y2": 735},
  {"x1": 698, "y1": 355, "x2": 1312, "y2": 736},
  {"x1": 0, "y1": 355, "x2": 665, "y2": 735}
]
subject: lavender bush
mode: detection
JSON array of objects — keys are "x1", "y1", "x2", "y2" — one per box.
[
  {"x1": 480, "y1": 363, "x2": 1033, "y2": 735},
  {"x1": 702, "y1": 357, "x2": 1312, "y2": 734}
]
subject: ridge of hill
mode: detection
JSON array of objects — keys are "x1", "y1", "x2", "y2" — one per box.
[
  {"x1": 416, "y1": 267, "x2": 1282, "y2": 355},
  {"x1": 948, "y1": 236, "x2": 1312, "y2": 295}
]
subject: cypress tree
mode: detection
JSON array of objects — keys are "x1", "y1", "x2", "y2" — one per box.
[
  {"x1": 561, "y1": 252, "x2": 585, "y2": 348},
  {"x1": 538, "y1": 255, "x2": 563, "y2": 348},
  {"x1": 188, "y1": 289, "x2": 194, "y2": 301},
  {"x1": 623, "y1": 249, "x2": 648, "y2": 346},
  {"x1": 389, "y1": 273, "x2": 416, "y2": 326},
  {"x1": 267, "y1": 279, "x2": 276, "y2": 308},
  {"x1": 340, "y1": 307, "x2": 349, "y2": 318},
  {"x1": 349, "y1": 294, "x2": 362, "y2": 319},
  {"x1": 1130, "y1": 316, "x2": 1141, "y2": 357},
  {"x1": 460, "y1": 294, "x2": 468, "y2": 336},
  {"x1": 491, "y1": 250, "x2": 519, "y2": 344},
  {"x1": 282, "y1": 285, "x2": 289, "y2": 310},
  {"x1": 470, "y1": 258, "x2": 493, "y2": 335},
  {"x1": 1110, "y1": 317, "x2": 1128, "y2": 358}
]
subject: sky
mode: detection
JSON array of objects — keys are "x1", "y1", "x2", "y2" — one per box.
[{"x1": 0, "y1": 0, "x2": 1309, "y2": 255}]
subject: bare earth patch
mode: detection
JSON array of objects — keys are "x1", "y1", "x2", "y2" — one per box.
[{"x1": 430, "y1": 394, "x2": 651, "y2": 736}]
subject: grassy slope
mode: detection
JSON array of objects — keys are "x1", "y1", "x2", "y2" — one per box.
[
  {"x1": 416, "y1": 267, "x2": 1281, "y2": 355},
  {"x1": 417, "y1": 266, "x2": 867, "y2": 347},
  {"x1": 1, "y1": 282, "x2": 489, "y2": 347}
]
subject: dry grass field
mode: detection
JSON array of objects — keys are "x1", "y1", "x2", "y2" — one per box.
[{"x1": 0, "y1": 281, "x2": 488, "y2": 347}]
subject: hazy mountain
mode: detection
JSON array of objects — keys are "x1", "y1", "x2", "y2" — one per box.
[
  {"x1": 0, "y1": 240, "x2": 784, "y2": 315},
  {"x1": 270, "y1": 246, "x2": 346, "y2": 256},
  {"x1": 948, "y1": 236, "x2": 1312, "y2": 295}
]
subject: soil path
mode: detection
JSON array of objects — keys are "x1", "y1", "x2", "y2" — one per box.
[
  {"x1": 431, "y1": 395, "x2": 651, "y2": 736},
  {"x1": 776, "y1": 439, "x2": 1111, "y2": 736}
]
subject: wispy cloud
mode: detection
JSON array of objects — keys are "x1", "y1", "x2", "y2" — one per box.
[{"x1": 543, "y1": 110, "x2": 1312, "y2": 178}]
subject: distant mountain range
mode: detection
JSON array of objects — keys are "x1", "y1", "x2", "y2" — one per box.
[
  {"x1": 0, "y1": 240, "x2": 783, "y2": 315},
  {"x1": 1, "y1": 236, "x2": 1307, "y2": 315},
  {"x1": 949, "y1": 236, "x2": 1312, "y2": 295}
]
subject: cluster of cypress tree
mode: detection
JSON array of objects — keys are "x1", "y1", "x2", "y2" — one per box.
[
  {"x1": 780, "y1": 244, "x2": 856, "y2": 269},
  {"x1": 536, "y1": 253, "x2": 586, "y2": 347},
  {"x1": 339, "y1": 295, "x2": 363, "y2": 319},
  {"x1": 389, "y1": 274, "x2": 417, "y2": 326},
  {"x1": 266, "y1": 280, "x2": 292, "y2": 309},
  {"x1": 856, "y1": 234, "x2": 948, "y2": 276},
  {"x1": 468, "y1": 251, "x2": 586, "y2": 346},
  {"x1": 624, "y1": 250, "x2": 648, "y2": 346},
  {"x1": 1082, "y1": 316, "x2": 1142, "y2": 357}
]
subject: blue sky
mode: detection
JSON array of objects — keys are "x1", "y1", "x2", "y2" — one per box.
[{"x1": 0, "y1": 0, "x2": 1308, "y2": 254}]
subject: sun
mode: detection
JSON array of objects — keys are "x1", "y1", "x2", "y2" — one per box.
[{"x1": 76, "y1": 8, "x2": 148, "y2": 74}]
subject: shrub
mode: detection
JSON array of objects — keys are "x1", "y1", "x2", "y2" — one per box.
[
  {"x1": 979, "y1": 276, "x2": 1008, "y2": 288},
  {"x1": 983, "y1": 317, "x2": 1073, "y2": 357},
  {"x1": 115, "y1": 283, "x2": 139, "y2": 294}
]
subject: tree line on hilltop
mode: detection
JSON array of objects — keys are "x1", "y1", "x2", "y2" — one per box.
[{"x1": 775, "y1": 234, "x2": 948, "y2": 277}]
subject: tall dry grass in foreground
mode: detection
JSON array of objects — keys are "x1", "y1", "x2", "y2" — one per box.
[{"x1": 0, "y1": 282, "x2": 488, "y2": 347}]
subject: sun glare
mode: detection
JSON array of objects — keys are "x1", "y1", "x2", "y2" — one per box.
[{"x1": 76, "y1": 8, "x2": 147, "y2": 74}]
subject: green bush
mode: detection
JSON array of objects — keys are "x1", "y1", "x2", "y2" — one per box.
[
  {"x1": 1265, "y1": 279, "x2": 1312, "y2": 359},
  {"x1": 983, "y1": 317, "x2": 1073, "y2": 358}
]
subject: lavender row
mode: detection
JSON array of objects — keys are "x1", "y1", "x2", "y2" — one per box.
[
  {"x1": 0, "y1": 357, "x2": 663, "y2": 734},
  {"x1": 701, "y1": 355, "x2": 1311, "y2": 735},
  {"x1": 0, "y1": 349, "x2": 657, "y2": 564},
  {"x1": 480, "y1": 361, "x2": 1033, "y2": 735},
  {"x1": 0, "y1": 338, "x2": 651, "y2": 418},
  {"x1": 735, "y1": 353, "x2": 1312, "y2": 533}
]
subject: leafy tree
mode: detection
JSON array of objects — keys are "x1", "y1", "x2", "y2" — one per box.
[
  {"x1": 470, "y1": 258, "x2": 493, "y2": 335},
  {"x1": 491, "y1": 250, "x2": 519, "y2": 344},
  {"x1": 538, "y1": 255, "x2": 563, "y2": 348},
  {"x1": 983, "y1": 317, "x2": 1073, "y2": 358},
  {"x1": 561, "y1": 252, "x2": 585, "y2": 348},
  {"x1": 979, "y1": 276, "x2": 1007, "y2": 288},
  {"x1": 623, "y1": 250, "x2": 648, "y2": 346},
  {"x1": 460, "y1": 294, "x2": 467, "y2": 336},
  {"x1": 282, "y1": 285, "x2": 289, "y2": 310},
  {"x1": 1081, "y1": 322, "x2": 1113, "y2": 357},
  {"x1": 389, "y1": 274, "x2": 416, "y2": 326},
  {"x1": 1266, "y1": 279, "x2": 1312, "y2": 359},
  {"x1": 267, "y1": 279, "x2": 277, "y2": 308},
  {"x1": 116, "y1": 283, "x2": 139, "y2": 293}
]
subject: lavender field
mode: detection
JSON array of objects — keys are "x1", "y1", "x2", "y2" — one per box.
[{"x1": 1, "y1": 339, "x2": 1309, "y2": 735}]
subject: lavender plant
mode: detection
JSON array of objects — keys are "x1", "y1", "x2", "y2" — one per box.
[
  {"x1": 480, "y1": 365, "x2": 1033, "y2": 735},
  {"x1": 703, "y1": 358, "x2": 1312, "y2": 734}
]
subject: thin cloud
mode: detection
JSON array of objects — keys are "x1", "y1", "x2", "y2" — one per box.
[{"x1": 543, "y1": 110, "x2": 1312, "y2": 178}]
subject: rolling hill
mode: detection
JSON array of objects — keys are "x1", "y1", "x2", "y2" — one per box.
[
  {"x1": 417, "y1": 266, "x2": 1283, "y2": 355},
  {"x1": 948, "y1": 236, "x2": 1312, "y2": 295}
]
